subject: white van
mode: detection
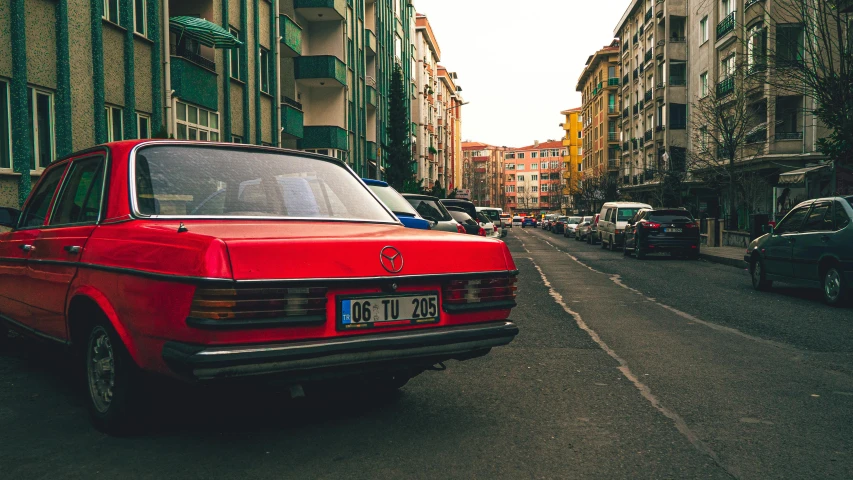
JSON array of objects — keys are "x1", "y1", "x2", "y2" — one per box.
[
  {"x1": 598, "y1": 202, "x2": 652, "y2": 251},
  {"x1": 477, "y1": 207, "x2": 505, "y2": 237}
]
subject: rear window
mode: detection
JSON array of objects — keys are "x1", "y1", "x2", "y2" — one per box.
[
  {"x1": 480, "y1": 209, "x2": 501, "y2": 221},
  {"x1": 367, "y1": 184, "x2": 418, "y2": 216},
  {"x1": 134, "y1": 145, "x2": 395, "y2": 222},
  {"x1": 448, "y1": 210, "x2": 476, "y2": 225},
  {"x1": 616, "y1": 208, "x2": 642, "y2": 221},
  {"x1": 647, "y1": 210, "x2": 694, "y2": 223},
  {"x1": 568, "y1": 217, "x2": 582, "y2": 223},
  {"x1": 406, "y1": 197, "x2": 452, "y2": 222}
]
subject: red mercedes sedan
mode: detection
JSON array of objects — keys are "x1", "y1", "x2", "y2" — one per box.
[{"x1": 0, "y1": 141, "x2": 518, "y2": 434}]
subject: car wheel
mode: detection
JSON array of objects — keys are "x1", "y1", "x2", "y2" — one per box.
[
  {"x1": 822, "y1": 265, "x2": 847, "y2": 307},
  {"x1": 750, "y1": 257, "x2": 772, "y2": 291},
  {"x1": 83, "y1": 320, "x2": 146, "y2": 435},
  {"x1": 600, "y1": 235, "x2": 607, "y2": 249},
  {"x1": 608, "y1": 236, "x2": 616, "y2": 251},
  {"x1": 623, "y1": 242, "x2": 631, "y2": 256},
  {"x1": 634, "y1": 242, "x2": 645, "y2": 260}
]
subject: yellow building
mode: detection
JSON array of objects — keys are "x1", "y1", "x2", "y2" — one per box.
[{"x1": 561, "y1": 107, "x2": 583, "y2": 213}]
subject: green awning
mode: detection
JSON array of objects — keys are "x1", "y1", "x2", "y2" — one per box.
[{"x1": 169, "y1": 16, "x2": 242, "y2": 49}]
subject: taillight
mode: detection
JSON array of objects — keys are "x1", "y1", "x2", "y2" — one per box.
[
  {"x1": 442, "y1": 276, "x2": 518, "y2": 305},
  {"x1": 190, "y1": 286, "x2": 328, "y2": 321},
  {"x1": 456, "y1": 224, "x2": 466, "y2": 233},
  {"x1": 684, "y1": 222, "x2": 698, "y2": 229},
  {"x1": 642, "y1": 222, "x2": 661, "y2": 229},
  {"x1": 478, "y1": 227, "x2": 486, "y2": 236}
]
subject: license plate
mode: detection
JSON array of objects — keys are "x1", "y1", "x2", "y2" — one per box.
[
  {"x1": 665, "y1": 228, "x2": 682, "y2": 233},
  {"x1": 339, "y1": 292, "x2": 439, "y2": 330}
]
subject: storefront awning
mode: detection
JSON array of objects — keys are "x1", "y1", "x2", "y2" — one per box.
[
  {"x1": 169, "y1": 16, "x2": 242, "y2": 48},
  {"x1": 777, "y1": 165, "x2": 828, "y2": 185}
]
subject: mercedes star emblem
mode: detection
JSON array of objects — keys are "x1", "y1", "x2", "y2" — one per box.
[{"x1": 379, "y1": 246, "x2": 404, "y2": 273}]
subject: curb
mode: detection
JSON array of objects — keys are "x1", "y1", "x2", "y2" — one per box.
[{"x1": 699, "y1": 252, "x2": 747, "y2": 269}]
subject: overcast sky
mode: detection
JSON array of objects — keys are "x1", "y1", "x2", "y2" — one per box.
[{"x1": 415, "y1": 0, "x2": 629, "y2": 148}]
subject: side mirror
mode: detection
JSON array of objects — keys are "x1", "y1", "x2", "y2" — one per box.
[{"x1": 0, "y1": 207, "x2": 21, "y2": 229}]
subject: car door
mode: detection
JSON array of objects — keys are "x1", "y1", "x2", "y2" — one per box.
[
  {"x1": 27, "y1": 155, "x2": 106, "y2": 340},
  {"x1": 625, "y1": 212, "x2": 642, "y2": 248},
  {"x1": 792, "y1": 202, "x2": 833, "y2": 281},
  {"x1": 0, "y1": 163, "x2": 68, "y2": 331},
  {"x1": 764, "y1": 204, "x2": 810, "y2": 277}
]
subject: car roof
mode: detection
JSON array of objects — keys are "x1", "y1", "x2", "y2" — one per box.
[
  {"x1": 402, "y1": 193, "x2": 439, "y2": 200},
  {"x1": 603, "y1": 202, "x2": 653, "y2": 207},
  {"x1": 361, "y1": 178, "x2": 389, "y2": 187},
  {"x1": 442, "y1": 198, "x2": 475, "y2": 206}
]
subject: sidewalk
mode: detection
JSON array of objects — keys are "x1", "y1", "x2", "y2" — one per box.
[{"x1": 700, "y1": 245, "x2": 748, "y2": 269}]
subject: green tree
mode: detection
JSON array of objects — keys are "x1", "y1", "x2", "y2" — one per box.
[{"x1": 385, "y1": 64, "x2": 413, "y2": 190}]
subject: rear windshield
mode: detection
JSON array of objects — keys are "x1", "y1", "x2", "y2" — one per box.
[
  {"x1": 568, "y1": 217, "x2": 582, "y2": 223},
  {"x1": 476, "y1": 212, "x2": 491, "y2": 223},
  {"x1": 480, "y1": 209, "x2": 501, "y2": 221},
  {"x1": 367, "y1": 184, "x2": 418, "y2": 216},
  {"x1": 616, "y1": 208, "x2": 642, "y2": 221},
  {"x1": 448, "y1": 210, "x2": 476, "y2": 225},
  {"x1": 134, "y1": 145, "x2": 394, "y2": 222},
  {"x1": 405, "y1": 197, "x2": 452, "y2": 222},
  {"x1": 647, "y1": 210, "x2": 695, "y2": 223}
]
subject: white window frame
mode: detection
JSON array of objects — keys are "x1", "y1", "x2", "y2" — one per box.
[
  {"x1": 136, "y1": 113, "x2": 151, "y2": 139},
  {"x1": 517, "y1": 175, "x2": 525, "y2": 181},
  {"x1": 517, "y1": 152, "x2": 525, "y2": 159},
  {"x1": 230, "y1": 28, "x2": 242, "y2": 80},
  {"x1": 103, "y1": 0, "x2": 120, "y2": 24},
  {"x1": 530, "y1": 151, "x2": 538, "y2": 158},
  {"x1": 260, "y1": 47, "x2": 271, "y2": 94},
  {"x1": 700, "y1": 72, "x2": 708, "y2": 97},
  {"x1": 105, "y1": 105, "x2": 123, "y2": 143},
  {"x1": 530, "y1": 163, "x2": 538, "y2": 170},
  {"x1": 29, "y1": 87, "x2": 56, "y2": 172},
  {"x1": 133, "y1": 0, "x2": 146, "y2": 36},
  {"x1": 541, "y1": 162, "x2": 547, "y2": 169},
  {"x1": 531, "y1": 174, "x2": 538, "y2": 181},
  {"x1": 0, "y1": 79, "x2": 11, "y2": 171},
  {"x1": 541, "y1": 184, "x2": 549, "y2": 192},
  {"x1": 700, "y1": 16, "x2": 708, "y2": 44},
  {"x1": 175, "y1": 101, "x2": 220, "y2": 142}
]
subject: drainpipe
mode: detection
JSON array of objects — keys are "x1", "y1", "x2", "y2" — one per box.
[
  {"x1": 162, "y1": 0, "x2": 172, "y2": 137},
  {"x1": 275, "y1": 0, "x2": 281, "y2": 147}
]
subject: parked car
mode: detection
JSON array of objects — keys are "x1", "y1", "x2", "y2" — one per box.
[
  {"x1": 0, "y1": 140, "x2": 519, "y2": 434},
  {"x1": 512, "y1": 216, "x2": 523, "y2": 228},
  {"x1": 363, "y1": 179, "x2": 430, "y2": 230},
  {"x1": 586, "y1": 213, "x2": 601, "y2": 244},
  {"x1": 476, "y1": 212, "x2": 500, "y2": 239},
  {"x1": 562, "y1": 216, "x2": 584, "y2": 237},
  {"x1": 477, "y1": 207, "x2": 506, "y2": 238},
  {"x1": 403, "y1": 193, "x2": 465, "y2": 233},
  {"x1": 447, "y1": 207, "x2": 485, "y2": 236},
  {"x1": 543, "y1": 214, "x2": 557, "y2": 231},
  {"x1": 574, "y1": 219, "x2": 592, "y2": 242},
  {"x1": 746, "y1": 197, "x2": 853, "y2": 306},
  {"x1": 598, "y1": 202, "x2": 653, "y2": 251},
  {"x1": 441, "y1": 199, "x2": 479, "y2": 223},
  {"x1": 500, "y1": 213, "x2": 513, "y2": 229},
  {"x1": 521, "y1": 217, "x2": 537, "y2": 228},
  {"x1": 623, "y1": 209, "x2": 700, "y2": 259},
  {"x1": 551, "y1": 216, "x2": 568, "y2": 234}
]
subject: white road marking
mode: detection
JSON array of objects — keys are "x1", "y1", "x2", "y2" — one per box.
[{"x1": 529, "y1": 258, "x2": 738, "y2": 479}]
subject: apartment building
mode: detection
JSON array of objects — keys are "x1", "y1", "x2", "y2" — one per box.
[
  {"x1": 686, "y1": 0, "x2": 828, "y2": 221},
  {"x1": 575, "y1": 40, "x2": 621, "y2": 182},
  {"x1": 561, "y1": 107, "x2": 583, "y2": 213},
  {"x1": 437, "y1": 66, "x2": 463, "y2": 191},
  {"x1": 503, "y1": 140, "x2": 566, "y2": 213},
  {"x1": 461, "y1": 142, "x2": 504, "y2": 208},
  {"x1": 0, "y1": 0, "x2": 426, "y2": 207},
  {"x1": 615, "y1": 0, "x2": 689, "y2": 195}
]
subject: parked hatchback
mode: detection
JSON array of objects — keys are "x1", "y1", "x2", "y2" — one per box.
[
  {"x1": 403, "y1": 193, "x2": 465, "y2": 233},
  {"x1": 623, "y1": 208, "x2": 700, "y2": 259},
  {"x1": 447, "y1": 207, "x2": 485, "y2": 236},
  {"x1": 747, "y1": 197, "x2": 853, "y2": 305}
]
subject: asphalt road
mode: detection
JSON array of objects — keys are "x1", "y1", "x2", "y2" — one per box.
[{"x1": 1, "y1": 227, "x2": 852, "y2": 479}]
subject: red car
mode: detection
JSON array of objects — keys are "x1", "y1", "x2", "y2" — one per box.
[{"x1": 0, "y1": 141, "x2": 518, "y2": 434}]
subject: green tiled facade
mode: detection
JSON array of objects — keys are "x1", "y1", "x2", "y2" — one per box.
[
  {"x1": 170, "y1": 57, "x2": 218, "y2": 111},
  {"x1": 294, "y1": 55, "x2": 347, "y2": 85},
  {"x1": 281, "y1": 102, "x2": 304, "y2": 139},
  {"x1": 302, "y1": 125, "x2": 348, "y2": 150},
  {"x1": 279, "y1": 15, "x2": 302, "y2": 56}
]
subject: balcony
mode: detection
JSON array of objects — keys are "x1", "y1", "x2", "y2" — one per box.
[
  {"x1": 746, "y1": 127, "x2": 767, "y2": 144},
  {"x1": 745, "y1": 0, "x2": 763, "y2": 10},
  {"x1": 656, "y1": 40, "x2": 665, "y2": 58},
  {"x1": 747, "y1": 63, "x2": 767, "y2": 76},
  {"x1": 170, "y1": 43, "x2": 215, "y2": 71},
  {"x1": 366, "y1": 85, "x2": 377, "y2": 108},
  {"x1": 608, "y1": 105, "x2": 618, "y2": 115},
  {"x1": 366, "y1": 29, "x2": 376, "y2": 55},
  {"x1": 279, "y1": 15, "x2": 302, "y2": 57},
  {"x1": 295, "y1": 55, "x2": 346, "y2": 86},
  {"x1": 281, "y1": 97, "x2": 304, "y2": 139},
  {"x1": 623, "y1": 73, "x2": 630, "y2": 85},
  {"x1": 644, "y1": 89, "x2": 653, "y2": 102},
  {"x1": 295, "y1": 0, "x2": 346, "y2": 22},
  {"x1": 639, "y1": 100, "x2": 644, "y2": 110},
  {"x1": 608, "y1": 77, "x2": 620, "y2": 87},
  {"x1": 717, "y1": 77, "x2": 735, "y2": 98},
  {"x1": 607, "y1": 132, "x2": 618, "y2": 142},
  {"x1": 639, "y1": 63, "x2": 644, "y2": 73},
  {"x1": 366, "y1": 141, "x2": 377, "y2": 161},
  {"x1": 623, "y1": 141, "x2": 631, "y2": 150},
  {"x1": 633, "y1": 68, "x2": 639, "y2": 80},
  {"x1": 631, "y1": 139, "x2": 639, "y2": 149},
  {"x1": 717, "y1": 11, "x2": 736, "y2": 39},
  {"x1": 670, "y1": 120, "x2": 686, "y2": 130},
  {"x1": 644, "y1": 49, "x2": 653, "y2": 63},
  {"x1": 645, "y1": 8, "x2": 653, "y2": 23},
  {"x1": 633, "y1": 33, "x2": 638, "y2": 44},
  {"x1": 655, "y1": 125, "x2": 665, "y2": 132},
  {"x1": 633, "y1": 104, "x2": 639, "y2": 115},
  {"x1": 170, "y1": 55, "x2": 218, "y2": 111},
  {"x1": 301, "y1": 125, "x2": 348, "y2": 150},
  {"x1": 623, "y1": 107, "x2": 630, "y2": 118},
  {"x1": 670, "y1": 35, "x2": 686, "y2": 43},
  {"x1": 608, "y1": 158, "x2": 619, "y2": 170},
  {"x1": 644, "y1": 130, "x2": 653, "y2": 143}
]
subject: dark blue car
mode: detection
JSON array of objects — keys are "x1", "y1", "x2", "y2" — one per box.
[
  {"x1": 363, "y1": 179, "x2": 431, "y2": 230},
  {"x1": 522, "y1": 217, "x2": 537, "y2": 228}
]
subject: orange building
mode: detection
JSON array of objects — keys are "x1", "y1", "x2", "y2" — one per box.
[{"x1": 502, "y1": 140, "x2": 566, "y2": 213}]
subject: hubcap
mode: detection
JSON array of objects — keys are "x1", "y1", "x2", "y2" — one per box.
[
  {"x1": 87, "y1": 327, "x2": 115, "y2": 414},
  {"x1": 825, "y1": 269, "x2": 841, "y2": 301}
]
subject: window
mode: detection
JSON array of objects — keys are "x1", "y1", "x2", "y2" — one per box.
[
  {"x1": 700, "y1": 72, "x2": 708, "y2": 97},
  {"x1": 137, "y1": 113, "x2": 150, "y2": 139},
  {"x1": 531, "y1": 186, "x2": 538, "y2": 193},
  {"x1": 0, "y1": 79, "x2": 10, "y2": 170},
  {"x1": 133, "y1": 0, "x2": 146, "y2": 36},
  {"x1": 19, "y1": 165, "x2": 64, "y2": 228},
  {"x1": 775, "y1": 206, "x2": 809, "y2": 234},
  {"x1": 801, "y1": 203, "x2": 833, "y2": 232},
  {"x1": 105, "y1": 105, "x2": 123, "y2": 142},
  {"x1": 531, "y1": 151, "x2": 538, "y2": 158},
  {"x1": 531, "y1": 174, "x2": 538, "y2": 181},
  {"x1": 517, "y1": 153, "x2": 525, "y2": 159},
  {"x1": 531, "y1": 163, "x2": 538, "y2": 170},
  {"x1": 551, "y1": 161, "x2": 560, "y2": 169},
  {"x1": 50, "y1": 157, "x2": 105, "y2": 225},
  {"x1": 260, "y1": 48, "x2": 271, "y2": 94},
  {"x1": 700, "y1": 16, "x2": 708, "y2": 43},
  {"x1": 699, "y1": 126, "x2": 709, "y2": 151},
  {"x1": 777, "y1": 24, "x2": 804, "y2": 65},
  {"x1": 395, "y1": 34, "x2": 402, "y2": 62},
  {"x1": 230, "y1": 29, "x2": 242, "y2": 80},
  {"x1": 721, "y1": 54, "x2": 736, "y2": 79},
  {"x1": 517, "y1": 186, "x2": 525, "y2": 193},
  {"x1": 505, "y1": 152, "x2": 515, "y2": 159},
  {"x1": 176, "y1": 101, "x2": 220, "y2": 141},
  {"x1": 517, "y1": 164, "x2": 525, "y2": 170},
  {"x1": 722, "y1": 0, "x2": 734, "y2": 16},
  {"x1": 517, "y1": 175, "x2": 525, "y2": 181},
  {"x1": 232, "y1": 135, "x2": 243, "y2": 143},
  {"x1": 748, "y1": 24, "x2": 767, "y2": 70},
  {"x1": 506, "y1": 185, "x2": 515, "y2": 192},
  {"x1": 103, "y1": 0, "x2": 119, "y2": 24},
  {"x1": 506, "y1": 163, "x2": 515, "y2": 170},
  {"x1": 541, "y1": 184, "x2": 548, "y2": 192},
  {"x1": 539, "y1": 162, "x2": 546, "y2": 169},
  {"x1": 834, "y1": 202, "x2": 851, "y2": 230},
  {"x1": 28, "y1": 87, "x2": 55, "y2": 171}
]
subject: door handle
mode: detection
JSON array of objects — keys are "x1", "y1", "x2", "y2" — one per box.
[
  {"x1": 19, "y1": 244, "x2": 34, "y2": 252},
  {"x1": 64, "y1": 245, "x2": 82, "y2": 254}
]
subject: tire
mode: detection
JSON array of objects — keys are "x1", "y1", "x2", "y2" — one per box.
[
  {"x1": 82, "y1": 320, "x2": 146, "y2": 436},
  {"x1": 623, "y1": 242, "x2": 631, "y2": 256},
  {"x1": 822, "y1": 265, "x2": 847, "y2": 307},
  {"x1": 750, "y1": 257, "x2": 772, "y2": 291},
  {"x1": 608, "y1": 236, "x2": 616, "y2": 251},
  {"x1": 600, "y1": 235, "x2": 607, "y2": 249},
  {"x1": 634, "y1": 242, "x2": 645, "y2": 260}
]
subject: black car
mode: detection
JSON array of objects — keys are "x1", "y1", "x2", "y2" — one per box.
[
  {"x1": 746, "y1": 197, "x2": 853, "y2": 306},
  {"x1": 551, "y1": 216, "x2": 568, "y2": 234},
  {"x1": 623, "y1": 208, "x2": 699, "y2": 259},
  {"x1": 441, "y1": 199, "x2": 478, "y2": 221},
  {"x1": 446, "y1": 206, "x2": 484, "y2": 236}
]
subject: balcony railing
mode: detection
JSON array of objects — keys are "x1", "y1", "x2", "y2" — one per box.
[
  {"x1": 623, "y1": 141, "x2": 631, "y2": 150},
  {"x1": 644, "y1": 89, "x2": 653, "y2": 102},
  {"x1": 170, "y1": 43, "x2": 215, "y2": 71},
  {"x1": 655, "y1": 125, "x2": 665, "y2": 132},
  {"x1": 670, "y1": 76, "x2": 686, "y2": 86},
  {"x1": 644, "y1": 130, "x2": 653, "y2": 142},
  {"x1": 282, "y1": 95, "x2": 303, "y2": 110},
  {"x1": 745, "y1": 0, "x2": 763, "y2": 10},
  {"x1": 717, "y1": 76, "x2": 735, "y2": 98},
  {"x1": 607, "y1": 132, "x2": 618, "y2": 141},
  {"x1": 608, "y1": 77, "x2": 620, "y2": 87},
  {"x1": 631, "y1": 139, "x2": 639, "y2": 149},
  {"x1": 717, "y1": 11, "x2": 736, "y2": 38},
  {"x1": 644, "y1": 49, "x2": 653, "y2": 63},
  {"x1": 623, "y1": 74, "x2": 630, "y2": 85},
  {"x1": 746, "y1": 128, "x2": 767, "y2": 144},
  {"x1": 639, "y1": 100, "x2": 644, "y2": 110},
  {"x1": 645, "y1": 8, "x2": 653, "y2": 23},
  {"x1": 656, "y1": 82, "x2": 666, "y2": 90},
  {"x1": 775, "y1": 132, "x2": 804, "y2": 141},
  {"x1": 670, "y1": 35, "x2": 686, "y2": 43},
  {"x1": 633, "y1": 68, "x2": 639, "y2": 79},
  {"x1": 639, "y1": 63, "x2": 645, "y2": 73},
  {"x1": 633, "y1": 33, "x2": 639, "y2": 44},
  {"x1": 608, "y1": 158, "x2": 619, "y2": 169},
  {"x1": 633, "y1": 105, "x2": 639, "y2": 115},
  {"x1": 623, "y1": 107, "x2": 630, "y2": 118},
  {"x1": 608, "y1": 104, "x2": 618, "y2": 114}
]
